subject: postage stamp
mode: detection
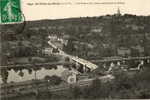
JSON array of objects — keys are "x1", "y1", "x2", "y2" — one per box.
[{"x1": 0, "y1": 0, "x2": 23, "y2": 24}]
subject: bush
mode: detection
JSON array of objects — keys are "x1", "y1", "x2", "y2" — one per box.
[
  {"x1": 69, "y1": 86, "x2": 83, "y2": 99},
  {"x1": 44, "y1": 75, "x2": 62, "y2": 85}
]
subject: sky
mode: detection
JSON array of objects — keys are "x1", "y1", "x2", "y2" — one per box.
[{"x1": 22, "y1": 0, "x2": 150, "y2": 20}]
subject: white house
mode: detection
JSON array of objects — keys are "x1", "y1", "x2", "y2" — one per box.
[
  {"x1": 42, "y1": 47, "x2": 53, "y2": 55},
  {"x1": 61, "y1": 69, "x2": 79, "y2": 84}
]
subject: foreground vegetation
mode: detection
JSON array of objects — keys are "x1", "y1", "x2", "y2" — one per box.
[{"x1": 6, "y1": 66, "x2": 150, "y2": 100}]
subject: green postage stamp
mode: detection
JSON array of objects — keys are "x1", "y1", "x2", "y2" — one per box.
[{"x1": 0, "y1": 0, "x2": 23, "y2": 24}]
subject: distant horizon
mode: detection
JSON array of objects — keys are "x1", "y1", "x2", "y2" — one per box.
[
  {"x1": 25, "y1": 13, "x2": 150, "y2": 21},
  {"x1": 22, "y1": 0, "x2": 150, "y2": 21},
  {"x1": 25, "y1": 12, "x2": 150, "y2": 21}
]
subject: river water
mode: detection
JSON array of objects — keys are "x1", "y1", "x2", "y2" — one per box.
[{"x1": 0, "y1": 65, "x2": 66, "y2": 84}]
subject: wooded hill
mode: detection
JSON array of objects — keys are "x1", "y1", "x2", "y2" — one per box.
[{"x1": 1, "y1": 14, "x2": 150, "y2": 61}]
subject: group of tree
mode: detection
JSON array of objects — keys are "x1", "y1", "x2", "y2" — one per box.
[{"x1": 48, "y1": 67, "x2": 150, "y2": 99}]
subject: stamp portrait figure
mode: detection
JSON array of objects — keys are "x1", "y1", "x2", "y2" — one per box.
[
  {"x1": 0, "y1": 0, "x2": 22, "y2": 23},
  {"x1": 4, "y1": 0, "x2": 18, "y2": 21}
]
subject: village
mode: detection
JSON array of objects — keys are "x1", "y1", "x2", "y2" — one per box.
[{"x1": 1, "y1": 9, "x2": 150, "y2": 99}]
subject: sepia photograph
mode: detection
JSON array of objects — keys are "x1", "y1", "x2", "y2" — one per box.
[{"x1": 0, "y1": 0, "x2": 150, "y2": 99}]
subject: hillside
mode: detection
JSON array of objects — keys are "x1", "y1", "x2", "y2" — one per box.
[{"x1": 1, "y1": 14, "x2": 150, "y2": 65}]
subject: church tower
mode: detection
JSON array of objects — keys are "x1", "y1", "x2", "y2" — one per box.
[{"x1": 116, "y1": 8, "x2": 121, "y2": 16}]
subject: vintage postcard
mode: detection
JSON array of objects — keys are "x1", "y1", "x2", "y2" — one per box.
[{"x1": 0, "y1": 0, "x2": 150, "y2": 99}]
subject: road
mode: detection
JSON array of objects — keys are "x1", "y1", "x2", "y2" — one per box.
[{"x1": 48, "y1": 39, "x2": 98, "y2": 71}]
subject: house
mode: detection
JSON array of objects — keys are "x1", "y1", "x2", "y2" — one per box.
[
  {"x1": 131, "y1": 45, "x2": 144, "y2": 56},
  {"x1": 48, "y1": 35, "x2": 57, "y2": 41},
  {"x1": 117, "y1": 47, "x2": 131, "y2": 57},
  {"x1": 63, "y1": 34, "x2": 70, "y2": 40},
  {"x1": 87, "y1": 51, "x2": 99, "y2": 57},
  {"x1": 52, "y1": 42, "x2": 63, "y2": 50},
  {"x1": 77, "y1": 74, "x2": 89, "y2": 81},
  {"x1": 91, "y1": 28, "x2": 102, "y2": 33},
  {"x1": 126, "y1": 24, "x2": 144, "y2": 31},
  {"x1": 61, "y1": 69, "x2": 79, "y2": 84},
  {"x1": 42, "y1": 47, "x2": 53, "y2": 55},
  {"x1": 29, "y1": 27, "x2": 39, "y2": 31},
  {"x1": 102, "y1": 43, "x2": 110, "y2": 49},
  {"x1": 91, "y1": 27, "x2": 103, "y2": 36},
  {"x1": 5, "y1": 29, "x2": 16, "y2": 40}
]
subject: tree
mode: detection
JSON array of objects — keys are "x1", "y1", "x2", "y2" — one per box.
[
  {"x1": 44, "y1": 75, "x2": 62, "y2": 85},
  {"x1": 82, "y1": 78, "x2": 103, "y2": 99},
  {"x1": 131, "y1": 48, "x2": 140, "y2": 57},
  {"x1": 28, "y1": 69, "x2": 32, "y2": 74},
  {"x1": 70, "y1": 86, "x2": 82, "y2": 99},
  {"x1": 112, "y1": 68, "x2": 135, "y2": 90},
  {"x1": 1, "y1": 69, "x2": 9, "y2": 83},
  {"x1": 18, "y1": 70, "x2": 24, "y2": 77},
  {"x1": 65, "y1": 57, "x2": 70, "y2": 62}
]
